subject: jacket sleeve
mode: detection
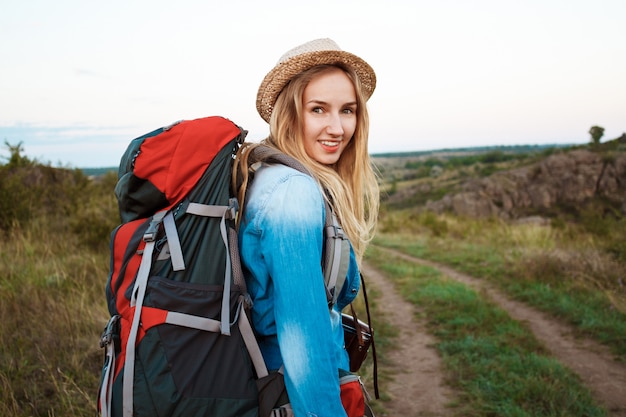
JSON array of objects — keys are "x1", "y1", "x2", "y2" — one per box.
[{"x1": 251, "y1": 172, "x2": 348, "y2": 417}]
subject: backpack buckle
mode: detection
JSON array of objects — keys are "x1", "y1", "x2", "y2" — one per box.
[
  {"x1": 327, "y1": 211, "x2": 347, "y2": 240},
  {"x1": 144, "y1": 211, "x2": 167, "y2": 242},
  {"x1": 100, "y1": 315, "x2": 120, "y2": 348},
  {"x1": 227, "y1": 198, "x2": 239, "y2": 220},
  {"x1": 326, "y1": 223, "x2": 346, "y2": 241}
]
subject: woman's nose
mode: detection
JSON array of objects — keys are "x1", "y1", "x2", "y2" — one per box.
[{"x1": 326, "y1": 113, "x2": 344, "y2": 136}]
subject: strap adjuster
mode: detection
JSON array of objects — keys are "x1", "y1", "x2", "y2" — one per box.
[
  {"x1": 143, "y1": 211, "x2": 167, "y2": 242},
  {"x1": 227, "y1": 198, "x2": 239, "y2": 220},
  {"x1": 100, "y1": 315, "x2": 120, "y2": 348}
]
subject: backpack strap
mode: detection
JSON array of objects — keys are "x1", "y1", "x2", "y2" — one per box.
[
  {"x1": 324, "y1": 209, "x2": 351, "y2": 306},
  {"x1": 238, "y1": 304, "x2": 270, "y2": 379},
  {"x1": 123, "y1": 210, "x2": 166, "y2": 417},
  {"x1": 249, "y1": 145, "x2": 351, "y2": 307},
  {"x1": 162, "y1": 212, "x2": 185, "y2": 271},
  {"x1": 98, "y1": 314, "x2": 120, "y2": 417}
]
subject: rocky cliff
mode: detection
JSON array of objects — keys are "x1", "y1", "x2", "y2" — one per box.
[{"x1": 424, "y1": 149, "x2": 626, "y2": 219}]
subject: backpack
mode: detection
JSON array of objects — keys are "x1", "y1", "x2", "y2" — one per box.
[{"x1": 97, "y1": 116, "x2": 351, "y2": 417}]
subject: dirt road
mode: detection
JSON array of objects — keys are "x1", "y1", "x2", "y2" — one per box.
[
  {"x1": 362, "y1": 247, "x2": 626, "y2": 417},
  {"x1": 362, "y1": 261, "x2": 455, "y2": 417}
]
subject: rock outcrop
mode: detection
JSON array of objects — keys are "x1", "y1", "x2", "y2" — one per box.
[{"x1": 425, "y1": 149, "x2": 626, "y2": 219}]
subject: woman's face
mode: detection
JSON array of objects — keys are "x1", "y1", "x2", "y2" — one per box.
[{"x1": 301, "y1": 68, "x2": 357, "y2": 165}]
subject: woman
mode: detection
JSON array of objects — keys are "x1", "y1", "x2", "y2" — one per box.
[{"x1": 235, "y1": 38, "x2": 379, "y2": 417}]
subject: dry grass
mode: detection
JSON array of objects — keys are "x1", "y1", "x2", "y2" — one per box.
[{"x1": 1, "y1": 219, "x2": 110, "y2": 416}]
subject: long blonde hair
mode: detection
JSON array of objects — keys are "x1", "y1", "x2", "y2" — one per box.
[{"x1": 234, "y1": 64, "x2": 379, "y2": 262}]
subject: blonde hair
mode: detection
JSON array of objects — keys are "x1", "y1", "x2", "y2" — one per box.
[{"x1": 235, "y1": 65, "x2": 379, "y2": 262}]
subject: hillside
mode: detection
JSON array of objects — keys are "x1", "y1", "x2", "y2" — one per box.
[
  {"x1": 375, "y1": 136, "x2": 626, "y2": 221},
  {"x1": 425, "y1": 147, "x2": 626, "y2": 219}
]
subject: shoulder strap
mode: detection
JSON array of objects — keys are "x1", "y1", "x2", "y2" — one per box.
[
  {"x1": 324, "y1": 210, "x2": 350, "y2": 306},
  {"x1": 249, "y1": 145, "x2": 350, "y2": 307}
]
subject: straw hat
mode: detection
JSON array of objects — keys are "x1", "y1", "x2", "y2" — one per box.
[{"x1": 256, "y1": 38, "x2": 376, "y2": 123}]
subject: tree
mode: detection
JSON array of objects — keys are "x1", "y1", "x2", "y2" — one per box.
[
  {"x1": 588, "y1": 125, "x2": 605, "y2": 145},
  {"x1": 2, "y1": 140, "x2": 32, "y2": 167}
]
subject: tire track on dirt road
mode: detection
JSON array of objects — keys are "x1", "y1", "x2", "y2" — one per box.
[
  {"x1": 372, "y1": 246, "x2": 626, "y2": 416},
  {"x1": 362, "y1": 261, "x2": 456, "y2": 417}
]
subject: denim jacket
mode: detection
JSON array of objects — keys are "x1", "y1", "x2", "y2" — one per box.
[{"x1": 238, "y1": 163, "x2": 360, "y2": 417}]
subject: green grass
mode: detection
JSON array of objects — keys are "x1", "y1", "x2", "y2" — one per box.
[
  {"x1": 374, "y1": 213, "x2": 626, "y2": 362},
  {"x1": 365, "y1": 246, "x2": 608, "y2": 416}
]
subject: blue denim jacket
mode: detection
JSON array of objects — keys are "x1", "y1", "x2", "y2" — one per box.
[{"x1": 238, "y1": 163, "x2": 360, "y2": 417}]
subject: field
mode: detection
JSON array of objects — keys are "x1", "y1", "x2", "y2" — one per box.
[{"x1": 0, "y1": 141, "x2": 624, "y2": 416}]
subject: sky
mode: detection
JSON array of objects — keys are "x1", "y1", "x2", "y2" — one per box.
[{"x1": 1, "y1": 0, "x2": 625, "y2": 168}]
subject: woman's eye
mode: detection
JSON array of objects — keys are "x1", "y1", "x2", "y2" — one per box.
[{"x1": 312, "y1": 107, "x2": 323, "y2": 114}]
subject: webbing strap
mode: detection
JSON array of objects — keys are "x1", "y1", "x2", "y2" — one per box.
[
  {"x1": 123, "y1": 238, "x2": 154, "y2": 417},
  {"x1": 186, "y1": 202, "x2": 229, "y2": 218},
  {"x1": 98, "y1": 315, "x2": 119, "y2": 417},
  {"x1": 130, "y1": 211, "x2": 166, "y2": 307},
  {"x1": 163, "y1": 212, "x2": 185, "y2": 271},
  {"x1": 123, "y1": 211, "x2": 165, "y2": 417},
  {"x1": 165, "y1": 311, "x2": 222, "y2": 332},
  {"x1": 324, "y1": 208, "x2": 350, "y2": 306},
  {"x1": 238, "y1": 303, "x2": 269, "y2": 379},
  {"x1": 99, "y1": 341, "x2": 116, "y2": 417},
  {"x1": 142, "y1": 299, "x2": 244, "y2": 335},
  {"x1": 219, "y1": 208, "x2": 232, "y2": 335},
  {"x1": 228, "y1": 222, "x2": 247, "y2": 291}
]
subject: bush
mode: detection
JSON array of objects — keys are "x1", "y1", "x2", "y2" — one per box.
[
  {"x1": 0, "y1": 168, "x2": 37, "y2": 230},
  {"x1": 71, "y1": 172, "x2": 120, "y2": 249}
]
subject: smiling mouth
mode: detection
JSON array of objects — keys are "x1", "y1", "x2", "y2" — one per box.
[{"x1": 319, "y1": 140, "x2": 341, "y2": 148}]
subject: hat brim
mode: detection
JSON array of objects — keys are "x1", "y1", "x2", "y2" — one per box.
[{"x1": 256, "y1": 50, "x2": 376, "y2": 123}]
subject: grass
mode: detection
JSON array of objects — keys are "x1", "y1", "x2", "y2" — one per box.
[
  {"x1": 375, "y1": 211, "x2": 626, "y2": 362},
  {"x1": 0, "y1": 219, "x2": 110, "y2": 417},
  {"x1": 0, "y1": 159, "x2": 116, "y2": 417},
  {"x1": 365, "y1": 246, "x2": 608, "y2": 416}
]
